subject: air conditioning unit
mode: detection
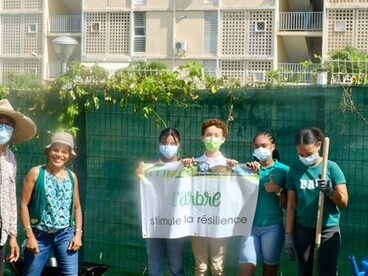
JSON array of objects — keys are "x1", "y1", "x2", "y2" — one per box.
[{"x1": 175, "y1": 41, "x2": 187, "y2": 51}]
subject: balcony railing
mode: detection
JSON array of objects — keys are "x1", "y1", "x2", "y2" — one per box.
[
  {"x1": 49, "y1": 15, "x2": 81, "y2": 33},
  {"x1": 279, "y1": 12, "x2": 323, "y2": 31},
  {"x1": 277, "y1": 63, "x2": 320, "y2": 83},
  {"x1": 47, "y1": 61, "x2": 65, "y2": 79},
  {"x1": 45, "y1": 60, "x2": 368, "y2": 86}
]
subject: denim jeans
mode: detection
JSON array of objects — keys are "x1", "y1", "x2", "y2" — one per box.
[
  {"x1": 146, "y1": 237, "x2": 186, "y2": 276},
  {"x1": 22, "y1": 226, "x2": 78, "y2": 276}
]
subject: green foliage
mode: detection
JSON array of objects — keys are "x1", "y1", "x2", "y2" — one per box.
[
  {"x1": 104, "y1": 61, "x2": 210, "y2": 126},
  {"x1": 4, "y1": 72, "x2": 44, "y2": 92},
  {"x1": 1, "y1": 60, "x2": 242, "y2": 132},
  {"x1": 324, "y1": 45, "x2": 368, "y2": 85}
]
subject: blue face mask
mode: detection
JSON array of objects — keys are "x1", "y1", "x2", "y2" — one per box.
[
  {"x1": 159, "y1": 145, "x2": 178, "y2": 159},
  {"x1": 0, "y1": 124, "x2": 14, "y2": 145},
  {"x1": 299, "y1": 154, "x2": 317, "y2": 166},
  {"x1": 253, "y1": 147, "x2": 271, "y2": 162}
]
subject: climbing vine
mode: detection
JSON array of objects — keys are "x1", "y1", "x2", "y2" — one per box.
[{"x1": 2, "y1": 60, "x2": 240, "y2": 133}]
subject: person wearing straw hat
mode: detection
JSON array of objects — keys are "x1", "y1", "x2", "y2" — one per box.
[
  {"x1": 20, "y1": 131, "x2": 82, "y2": 276},
  {"x1": 0, "y1": 99, "x2": 37, "y2": 275}
]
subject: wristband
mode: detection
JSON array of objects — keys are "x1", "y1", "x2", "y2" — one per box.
[
  {"x1": 24, "y1": 225, "x2": 32, "y2": 232},
  {"x1": 276, "y1": 187, "x2": 284, "y2": 197},
  {"x1": 75, "y1": 228, "x2": 83, "y2": 234}
]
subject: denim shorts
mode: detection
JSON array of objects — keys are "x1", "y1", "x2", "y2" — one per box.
[{"x1": 239, "y1": 222, "x2": 285, "y2": 265}]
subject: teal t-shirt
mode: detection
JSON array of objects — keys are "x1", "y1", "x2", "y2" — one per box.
[
  {"x1": 253, "y1": 160, "x2": 289, "y2": 226},
  {"x1": 286, "y1": 160, "x2": 346, "y2": 227}
]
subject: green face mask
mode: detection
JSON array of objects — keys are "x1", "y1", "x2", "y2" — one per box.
[{"x1": 203, "y1": 137, "x2": 222, "y2": 152}]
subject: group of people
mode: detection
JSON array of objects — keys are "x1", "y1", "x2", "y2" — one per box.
[
  {"x1": 0, "y1": 99, "x2": 82, "y2": 275},
  {"x1": 137, "y1": 118, "x2": 348, "y2": 276}
]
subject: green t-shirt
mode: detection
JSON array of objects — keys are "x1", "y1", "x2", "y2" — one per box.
[
  {"x1": 286, "y1": 160, "x2": 346, "y2": 227},
  {"x1": 253, "y1": 160, "x2": 289, "y2": 226}
]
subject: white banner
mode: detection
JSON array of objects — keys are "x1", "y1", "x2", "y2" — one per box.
[{"x1": 140, "y1": 161, "x2": 259, "y2": 239}]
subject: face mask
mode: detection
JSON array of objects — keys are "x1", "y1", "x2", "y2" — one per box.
[
  {"x1": 203, "y1": 137, "x2": 223, "y2": 152},
  {"x1": 253, "y1": 147, "x2": 271, "y2": 162},
  {"x1": 299, "y1": 154, "x2": 317, "y2": 166},
  {"x1": 159, "y1": 145, "x2": 178, "y2": 159},
  {"x1": 0, "y1": 125, "x2": 13, "y2": 145}
]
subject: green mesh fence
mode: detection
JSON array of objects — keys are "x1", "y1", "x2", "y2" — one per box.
[{"x1": 6, "y1": 86, "x2": 368, "y2": 275}]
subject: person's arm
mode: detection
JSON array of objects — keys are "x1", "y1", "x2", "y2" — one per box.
[
  {"x1": 19, "y1": 167, "x2": 40, "y2": 254},
  {"x1": 68, "y1": 172, "x2": 83, "y2": 251},
  {"x1": 329, "y1": 183, "x2": 348, "y2": 208},
  {"x1": 284, "y1": 189, "x2": 297, "y2": 261},
  {"x1": 285, "y1": 189, "x2": 296, "y2": 234},
  {"x1": 7, "y1": 161, "x2": 19, "y2": 262}
]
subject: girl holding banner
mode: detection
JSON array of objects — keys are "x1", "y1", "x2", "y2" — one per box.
[
  {"x1": 136, "y1": 128, "x2": 186, "y2": 276},
  {"x1": 285, "y1": 127, "x2": 348, "y2": 275},
  {"x1": 239, "y1": 132, "x2": 289, "y2": 276}
]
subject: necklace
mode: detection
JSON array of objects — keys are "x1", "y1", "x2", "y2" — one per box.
[{"x1": 46, "y1": 166, "x2": 66, "y2": 181}]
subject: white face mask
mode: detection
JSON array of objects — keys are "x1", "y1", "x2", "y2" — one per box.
[
  {"x1": 253, "y1": 147, "x2": 271, "y2": 162},
  {"x1": 0, "y1": 124, "x2": 14, "y2": 145},
  {"x1": 159, "y1": 145, "x2": 178, "y2": 159},
  {"x1": 299, "y1": 154, "x2": 317, "y2": 166}
]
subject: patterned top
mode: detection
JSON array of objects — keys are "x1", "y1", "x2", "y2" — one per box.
[
  {"x1": 36, "y1": 169, "x2": 73, "y2": 231},
  {"x1": 0, "y1": 147, "x2": 17, "y2": 246}
]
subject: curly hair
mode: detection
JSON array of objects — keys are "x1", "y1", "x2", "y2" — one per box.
[{"x1": 201, "y1": 118, "x2": 228, "y2": 138}]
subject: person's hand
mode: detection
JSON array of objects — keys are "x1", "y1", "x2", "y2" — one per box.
[
  {"x1": 135, "y1": 162, "x2": 144, "y2": 176},
  {"x1": 68, "y1": 232, "x2": 82, "y2": 251},
  {"x1": 226, "y1": 158, "x2": 238, "y2": 167},
  {"x1": 245, "y1": 161, "x2": 260, "y2": 169},
  {"x1": 7, "y1": 236, "x2": 19, "y2": 262},
  {"x1": 316, "y1": 178, "x2": 334, "y2": 197},
  {"x1": 285, "y1": 233, "x2": 295, "y2": 261},
  {"x1": 26, "y1": 236, "x2": 40, "y2": 254},
  {"x1": 182, "y1": 158, "x2": 194, "y2": 167},
  {"x1": 264, "y1": 174, "x2": 279, "y2": 193}
]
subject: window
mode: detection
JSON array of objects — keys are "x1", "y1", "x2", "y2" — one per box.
[
  {"x1": 28, "y1": 23, "x2": 38, "y2": 33},
  {"x1": 204, "y1": 11, "x2": 217, "y2": 53},
  {"x1": 134, "y1": 12, "x2": 146, "y2": 52},
  {"x1": 335, "y1": 20, "x2": 346, "y2": 32},
  {"x1": 204, "y1": 60, "x2": 217, "y2": 76},
  {"x1": 255, "y1": 21, "x2": 266, "y2": 32}
]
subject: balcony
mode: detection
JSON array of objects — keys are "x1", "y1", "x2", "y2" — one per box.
[
  {"x1": 48, "y1": 15, "x2": 81, "y2": 33},
  {"x1": 279, "y1": 12, "x2": 323, "y2": 31},
  {"x1": 276, "y1": 63, "x2": 320, "y2": 83},
  {"x1": 45, "y1": 60, "x2": 368, "y2": 86}
]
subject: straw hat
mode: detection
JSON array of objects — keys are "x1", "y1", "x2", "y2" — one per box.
[
  {"x1": 44, "y1": 131, "x2": 77, "y2": 159},
  {"x1": 0, "y1": 99, "x2": 37, "y2": 143}
]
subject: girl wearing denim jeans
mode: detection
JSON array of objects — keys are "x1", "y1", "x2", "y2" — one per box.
[
  {"x1": 136, "y1": 128, "x2": 186, "y2": 276},
  {"x1": 20, "y1": 131, "x2": 83, "y2": 276}
]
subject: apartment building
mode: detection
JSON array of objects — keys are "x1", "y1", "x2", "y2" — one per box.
[{"x1": 0, "y1": 0, "x2": 367, "y2": 84}]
